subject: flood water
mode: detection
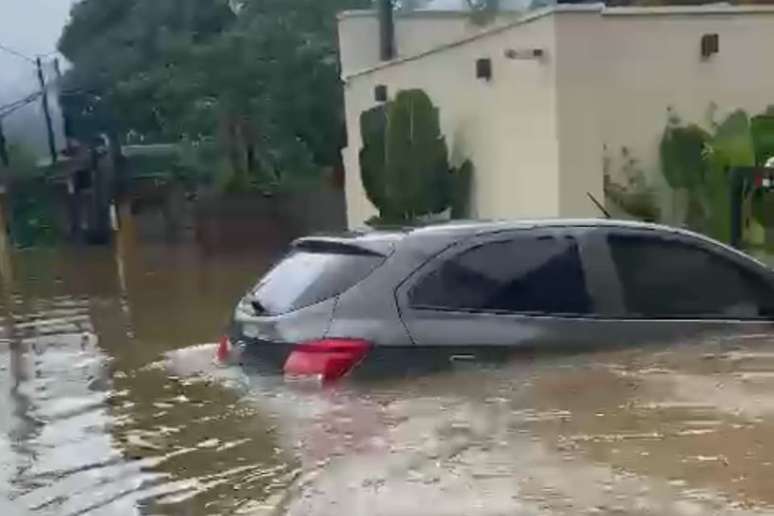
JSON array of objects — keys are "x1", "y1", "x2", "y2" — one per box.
[{"x1": 4, "y1": 241, "x2": 774, "y2": 515}]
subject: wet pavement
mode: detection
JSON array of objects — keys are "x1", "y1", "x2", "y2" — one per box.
[{"x1": 4, "y1": 242, "x2": 774, "y2": 515}]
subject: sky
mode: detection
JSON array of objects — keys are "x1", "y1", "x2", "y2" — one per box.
[
  {"x1": 1, "y1": 0, "x2": 74, "y2": 96},
  {"x1": 1, "y1": 0, "x2": 74, "y2": 155}
]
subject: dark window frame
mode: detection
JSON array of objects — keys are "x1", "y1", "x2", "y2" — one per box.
[{"x1": 404, "y1": 229, "x2": 595, "y2": 317}]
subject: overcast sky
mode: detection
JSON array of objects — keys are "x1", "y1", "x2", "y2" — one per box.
[
  {"x1": 1, "y1": 0, "x2": 74, "y2": 99},
  {"x1": 1, "y1": 0, "x2": 74, "y2": 155}
]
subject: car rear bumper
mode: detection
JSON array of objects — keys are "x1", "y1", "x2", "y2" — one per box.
[
  {"x1": 226, "y1": 333, "x2": 294, "y2": 373},
  {"x1": 226, "y1": 330, "x2": 518, "y2": 380}
]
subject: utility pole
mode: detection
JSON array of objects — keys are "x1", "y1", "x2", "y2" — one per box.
[
  {"x1": 0, "y1": 120, "x2": 8, "y2": 167},
  {"x1": 36, "y1": 57, "x2": 57, "y2": 165},
  {"x1": 378, "y1": 0, "x2": 395, "y2": 61}
]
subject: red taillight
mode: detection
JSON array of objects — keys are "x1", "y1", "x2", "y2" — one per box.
[
  {"x1": 283, "y1": 338, "x2": 371, "y2": 382},
  {"x1": 216, "y1": 335, "x2": 232, "y2": 362}
]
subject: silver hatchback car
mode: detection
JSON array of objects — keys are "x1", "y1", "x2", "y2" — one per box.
[{"x1": 220, "y1": 220, "x2": 774, "y2": 381}]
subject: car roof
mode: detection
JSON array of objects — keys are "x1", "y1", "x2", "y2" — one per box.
[
  {"x1": 405, "y1": 218, "x2": 770, "y2": 269},
  {"x1": 301, "y1": 218, "x2": 768, "y2": 270},
  {"x1": 309, "y1": 218, "x2": 705, "y2": 247},
  {"x1": 407, "y1": 217, "x2": 741, "y2": 248},
  {"x1": 399, "y1": 218, "x2": 698, "y2": 238},
  {"x1": 419, "y1": 217, "x2": 760, "y2": 256}
]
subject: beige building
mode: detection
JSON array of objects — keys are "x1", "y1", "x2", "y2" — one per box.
[{"x1": 338, "y1": 3, "x2": 774, "y2": 229}]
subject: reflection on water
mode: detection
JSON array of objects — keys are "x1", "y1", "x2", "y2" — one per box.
[
  {"x1": 1, "y1": 243, "x2": 292, "y2": 515},
  {"x1": 3, "y1": 242, "x2": 774, "y2": 515}
]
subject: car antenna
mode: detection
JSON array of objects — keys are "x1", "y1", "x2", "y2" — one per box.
[{"x1": 587, "y1": 192, "x2": 611, "y2": 219}]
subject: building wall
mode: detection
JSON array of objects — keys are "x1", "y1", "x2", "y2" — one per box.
[
  {"x1": 338, "y1": 10, "x2": 524, "y2": 76},
  {"x1": 557, "y1": 6, "x2": 774, "y2": 221},
  {"x1": 340, "y1": 12, "x2": 560, "y2": 228},
  {"x1": 340, "y1": 5, "x2": 774, "y2": 229},
  {"x1": 554, "y1": 9, "x2": 606, "y2": 218}
]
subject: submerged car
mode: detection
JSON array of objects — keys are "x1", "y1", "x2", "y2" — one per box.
[{"x1": 218, "y1": 219, "x2": 774, "y2": 381}]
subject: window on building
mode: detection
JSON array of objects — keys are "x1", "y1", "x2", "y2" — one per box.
[
  {"x1": 607, "y1": 234, "x2": 774, "y2": 319},
  {"x1": 410, "y1": 235, "x2": 591, "y2": 315}
]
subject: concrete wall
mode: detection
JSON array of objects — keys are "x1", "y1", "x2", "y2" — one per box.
[
  {"x1": 586, "y1": 6, "x2": 774, "y2": 221},
  {"x1": 340, "y1": 5, "x2": 774, "y2": 229},
  {"x1": 340, "y1": 11, "x2": 560, "y2": 228},
  {"x1": 554, "y1": 8, "x2": 606, "y2": 218},
  {"x1": 338, "y1": 10, "x2": 524, "y2": 76},
  {"x1": 195, "y1": 186, "x2": 347, "y2": 250}
]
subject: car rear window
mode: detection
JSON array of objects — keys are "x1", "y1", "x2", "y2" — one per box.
[{"x1": 250, "y1": 250, "x2": 385, "y2": 314}]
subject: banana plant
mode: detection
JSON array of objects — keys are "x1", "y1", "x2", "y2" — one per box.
[{"x1": 702, "y1": 110, "x2": 755, "y2": 242}]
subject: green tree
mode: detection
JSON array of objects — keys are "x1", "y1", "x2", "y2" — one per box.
[
  {"x1": 58, "y1": 0, "x2": 368, "y2": 192},
  {"x1": 659, "y1": 123, "x2": 710, "y2": 227},
  {"x1": 359, "y1": 105, "x2": 388, "y2": 213},
  {"x1": 59, "y1": 0, "x2": 235, "y2": 140},
  {"x1": 359, "y1": 89, "x2": 473, "y2": 223},
  {"x1": 751, "y1": 115, "x2": 774, "y2": 166},
  {"x1": 703, "y1": 110, "x2": 756, "y2": 241},
  {"x1": 384, "y1": 90, "x2": 450, "y2": 219},
  {"x1": 660, "y1": 124, "x2": 709, "y2": 190}
]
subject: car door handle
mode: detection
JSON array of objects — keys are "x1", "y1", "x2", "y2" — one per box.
[{"x1": 450, "y1": 354, "x2": 476, "y2": 363}]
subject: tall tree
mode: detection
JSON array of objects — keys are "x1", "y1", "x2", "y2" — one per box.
[
  {"x1": 59, "y1": 0, "x2": 368, "y2": 190},
  {"x1": 59, "y1": 0, "x2": 235, "y2": 141}
]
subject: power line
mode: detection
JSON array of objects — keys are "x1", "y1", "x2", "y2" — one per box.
[
  {"x1": 0, "y1": 42, "x2": 36, "y2": 64},
  {"x1": 0, "y1": 91, "x2": 41, "y2": 110},
  {"x1": 36, "y1": 56, "x2": 58, "y2": 164},
  {"x1": 38, "y1": 50, "x2": 61, "y2": 59},
  {"x1": 0, "y1": 91, "x2": 43, "y2": 119}
]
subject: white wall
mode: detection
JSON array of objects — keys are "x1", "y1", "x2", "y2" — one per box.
[
  {"x1": 340, "y1": 5, "x2": 774, "y2": 229},
  {"x1": 554, "y1": 9, "x2": 606, "y2": 218},
  {"x1": 560, "y1": 6, "x2": 774, "y2": 221},
  {"x1": 340, "y1": 12, "x2": 560, "y2": 228},
  {"x1": 338, "y1": 10, "x2": 523, "y2": 76}
]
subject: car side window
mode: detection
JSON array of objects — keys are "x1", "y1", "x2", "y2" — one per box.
[
  {"x1": 409, "y1": 234, "x2": 592, "y2": 315},
  {"x1": 607, "y1": 234, "x2": 774, "y2": 319}
]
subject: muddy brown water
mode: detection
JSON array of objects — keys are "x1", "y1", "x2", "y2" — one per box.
[{"x1": 4, "y1": 243, "x2": 774, "y2": 515}]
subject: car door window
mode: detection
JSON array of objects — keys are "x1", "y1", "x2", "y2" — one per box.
[
  {"x1": 409, "y1": 234, "x2": 592, "y2": 315},
  {"x1": 607, "y1": 234, "x2": 774, "y2": 319}
]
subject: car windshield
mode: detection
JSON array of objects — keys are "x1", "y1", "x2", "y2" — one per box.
[{"x1": 251, "y1": 250, "x2": 384, "y2": 314}]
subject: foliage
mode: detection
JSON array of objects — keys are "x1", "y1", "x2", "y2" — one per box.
[
  {"x1": 384, "y1": 90, "x2": 450, "y2": 219},
  {"x1": 0, "y1": 145, "x2": 59, "y2": 246},
  {"x1": 464, "y1": 0, "x2": 501, "y2": 25},
  {"x1": 359, "y1": 90, "x2": 473, "y2": 223},
  {"x1": 59, "y1": 0, "x2": 235, "y2": 141},
  {"x1": 752, "y1": 190, "x2": 774, "y2": 226},
  {"x1": 177, "y1": 139, "x2": 220, "y2": 186},
  {"x1": 659, "y1": 122, "x2": 710, "y2": 231},
  {"x1": 660, "y1": 124, "x2": 709, "y2": 189},
  {"x1": 450, "y1": 160, "x2": 474, "y2": 219},
  {"x1": 603, "y1": 148, "x2": 660, "y2": 222},
  {"x1": 702, "y1": 110, "x2": 755, "y2": 242},
  {"x1": 604, "y1": 180, "x2": 660, "y2": 222},
  {"x1": 58, "y1": 0, "x2": 369, "y2": 193},
  {"x1": 8, "y1": 180, "x2": 61, "y2": 248},
  {"x1": 751, "y1": 115, "x2": 774, "y2": 166},
  {"x1": 660, "y1": 110, "x2": 762, "y2": 242},
  {"x1": 392, "y1": 0, "x2": 503, "y2": 24},
  {"x1": 4, "y1": 144, "x2": 42, "y2": 180},
  {"x1": 359, "y1": 105, "x2": 388, "y2": 211},
  {"x1": 710, "y1": 110, "x2": 756, "y2": 167}
]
